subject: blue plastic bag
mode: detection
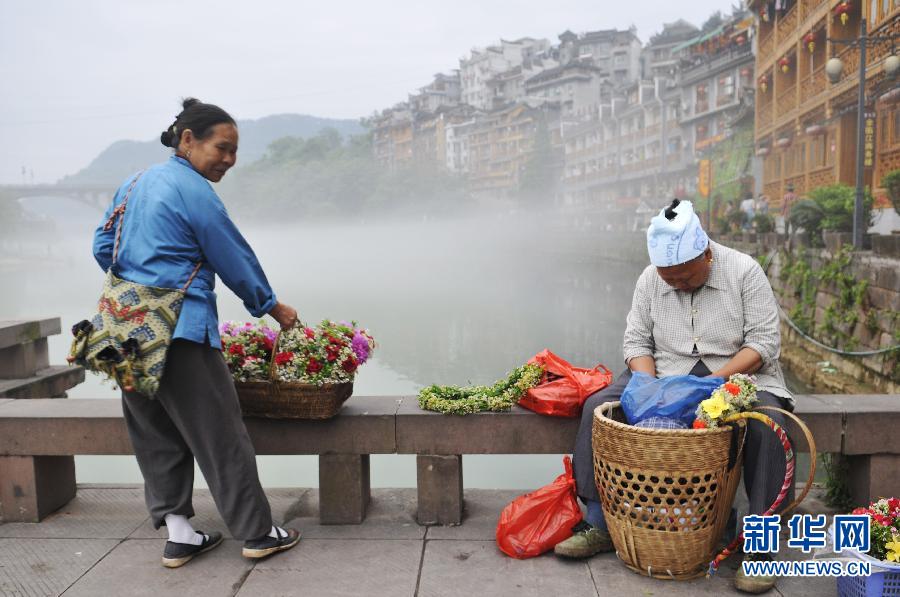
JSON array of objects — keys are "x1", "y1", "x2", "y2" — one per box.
[{"x1": 620, "y1": 372, "x2": 724, "y2": 426}]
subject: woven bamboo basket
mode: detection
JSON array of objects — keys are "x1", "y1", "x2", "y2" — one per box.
[
  {"x1": 235, "y1": 330, "x2": 354, "y2": 419},
  {"x1": 236, "y1": 380, "x2": 353, "y2": 419},
  {"x1": 592, "y1": 401, "x2": 746, "y2": 580}
]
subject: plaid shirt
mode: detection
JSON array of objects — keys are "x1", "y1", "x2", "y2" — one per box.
[{"x1": 623, "y1": 241, "x2": 793, "y2": 406}]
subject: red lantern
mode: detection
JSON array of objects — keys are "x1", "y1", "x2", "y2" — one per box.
[
  {"x1": 758, "y1": 74, "x2": 769, "y2": 93},
  {"x1": 834, "y1": 1, "x2": 851, "y2": 26},
  {"x1": 736, "y1": 34, "x2": 746, "y2": 45},
  {"x1": 803, "y1": 32, "x2": 816, "y2": 53},
  {"x1": 779, "y1": 56, "x2": 791, "y2": 73}
]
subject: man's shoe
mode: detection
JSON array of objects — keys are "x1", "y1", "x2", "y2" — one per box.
[
  {"x1": 162, "y1": 531, "x2": 223, "y2": 568},
  {"x1": 553, "y1": 521, "x2": 614, "y2": 559},
  {"x1": 734, "y1": 553, "x2": 777, "y2": 594},
  {"x1": 242, "y1": 527, "x2": 301, "y2": 559}
]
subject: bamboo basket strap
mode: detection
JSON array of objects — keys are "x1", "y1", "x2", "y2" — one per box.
[{"x1": 755, "y1": 405, "x2": 817, "y2": 515}]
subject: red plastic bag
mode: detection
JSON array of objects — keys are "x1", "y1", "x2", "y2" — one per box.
[
  {"x1": 496, "y1": 456, "x2": 583, "y2": 559},
  {"x1": 518, "y1": 349, "x2": 613, "y2": 417}
]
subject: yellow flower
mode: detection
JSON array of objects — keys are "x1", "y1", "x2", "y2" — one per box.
[
  {"x1": 886, "y1": 540, "x2": 900, "y2": 562},
  {"x1": 701, "y1": 393, "x2": 729, "y2": 420}
]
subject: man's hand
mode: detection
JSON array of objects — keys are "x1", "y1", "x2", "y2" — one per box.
[{"x1": 268, "y1": 301, "x2": 299, "y2": 330}]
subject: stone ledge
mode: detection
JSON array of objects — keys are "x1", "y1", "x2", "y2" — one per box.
[
  {"x1": 0, "y1": 365, "x2": 85, "y2": 398},
  {"x1": 0, "y1": 319, "x2": 61, "y2": 350},
  {"x1": 396, "y1": 396, "x2": 579, "y2": 454},
  {"x1": 0, "y1": 396, "x2": 399, "y2": 456},
  {"x1": 1, "y1": 394, "x2": 894, "y2": 458}
]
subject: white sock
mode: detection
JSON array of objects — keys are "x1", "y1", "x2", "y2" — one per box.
[
  {"x1": 267, "y1": 525, "x2": 286, "y2": 540},
  {"x1": 165, "y1": 514, "x2": 205, "y2": 545}
]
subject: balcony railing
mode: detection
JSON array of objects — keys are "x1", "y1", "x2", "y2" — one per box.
[
  {"x1": 776, "y1": 4, "x2": 799, "y2": 47},
  {"x1": 764, "y1": 180, "x2": 783, "y2": 203},
  {"x1": 758, "y1": 102, "x2": 774, "y2": 130},
  {"x1": 680, "y1": 45, "x2": 753, "y2": 84},
  {"x1": 799, "y1": 66, "x2": 826, "y2": 101},
  {"x1": 777, "y1": 85, "x2": 797, "y2": 112},
  {"x1": 833, "y1": 44, "x2": 860, "y2": 92},
  {"x1": 808, "y1": 165, "x2": 835, "y2": 189},
  {"x1": 800, "y1": 0, "x2": 829, "y2": 22},
  {"x1": 759, "y1": 31, "x2": 775, "y2": 65}
]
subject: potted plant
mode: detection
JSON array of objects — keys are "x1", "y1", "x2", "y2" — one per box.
[
  {"x1": 221, "y1": 319, "x2": 376, "y2": 419},
  {"x1": 809, "y1": 184, "x2": 874, "y2": 250},
  {"x1": 883, "y1": 168, "x2": 900, "y2": 217},
  {"x1": 835, "y1": 498, "x2": 900, "y2": 596}
]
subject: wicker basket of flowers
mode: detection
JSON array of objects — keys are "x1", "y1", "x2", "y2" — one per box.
[{"x1": 221, "y1": 320, "x2": 375, "y2": 419}]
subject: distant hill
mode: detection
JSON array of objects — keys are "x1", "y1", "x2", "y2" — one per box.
[{"x1": 60, "y1": 114, "x2": 365, "y2": 186}]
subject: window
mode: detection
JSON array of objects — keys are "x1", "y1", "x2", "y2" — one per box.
[
  {"x1": 696, "y1": 83, "x2": 709, "y2": 114},
  {"x1": 870, "y1": 0, "x2": 878, "y2": 24},
  {"x1": 717, "y1": 74, "x2": 735, "y2": 106},
  {"x1": 810, "y1": 134, "x2": 827, "y2": 169}
]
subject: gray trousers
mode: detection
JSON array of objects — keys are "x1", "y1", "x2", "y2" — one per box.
[
  {"x1": 572, "y1": 361, "x2": 795, "y2": 516},
  {"x1": 121, "y1": 339, "x2": 273, "y2": 540}
]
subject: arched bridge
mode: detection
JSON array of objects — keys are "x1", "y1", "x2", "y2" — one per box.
[{"x1": 0, "y1": 183, "x2": 114, "y2": 210}]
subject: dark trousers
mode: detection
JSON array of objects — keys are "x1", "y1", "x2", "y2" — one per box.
[
  {"x1": 572, "y1": 361, "x2": 795, "y2": 516},
  {"x1": 121, "y1": 339, "x2": 273, "y2": 540}
]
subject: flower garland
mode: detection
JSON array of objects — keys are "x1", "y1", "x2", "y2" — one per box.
[
  {"x1": 851, "y1": 497, "x2": 900, "y2": 562},
  {"x1": 418, "y1": 363, "x2": 545, "y2": 415},
  {"x1": 693, "y1": 373, "x2": 759, "y2": 428}
]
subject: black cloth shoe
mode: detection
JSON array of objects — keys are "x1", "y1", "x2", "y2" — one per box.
[
  {"x1": 242, "y1": 527, "x2": 301, "y2": 559},
  {"x1": 162, "y1": 531, "x2": 224, "y2": 568}
]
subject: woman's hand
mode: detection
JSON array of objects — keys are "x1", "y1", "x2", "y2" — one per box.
[{"x1": 268, "y1": 301, "x2": 299, "y2": 330}]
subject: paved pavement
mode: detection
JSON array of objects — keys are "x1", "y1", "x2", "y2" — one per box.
[{"x1": 0, "y1": 486, "x2": 840, "y2": 596}]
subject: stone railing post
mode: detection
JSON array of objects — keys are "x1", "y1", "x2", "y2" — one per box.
[{"x1": 0, "y1": 318, "x2": 84, "y2": 522}]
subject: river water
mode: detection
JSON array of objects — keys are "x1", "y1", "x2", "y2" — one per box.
[{"x1": 1, "y1": 196, "x2": 805, "y2": 489}]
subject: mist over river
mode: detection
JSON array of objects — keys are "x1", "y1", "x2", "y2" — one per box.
[{"x1": 2, "y1": 196, "x2": 725, "y2": 488}]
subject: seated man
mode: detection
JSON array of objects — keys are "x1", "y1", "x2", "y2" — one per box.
[{"x1": 555, "y1": 199, "x2": 794, "y2": 595}]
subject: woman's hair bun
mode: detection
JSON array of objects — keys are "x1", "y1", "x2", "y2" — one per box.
[
  {"x1": 182, "y1": 97, "x2": 201, "y2": 110},
  {"x1": 160, "y1": 129, "x2": 175, "y2": 148}
]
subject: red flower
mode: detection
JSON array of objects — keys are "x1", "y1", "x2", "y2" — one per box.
[
  {"x1": 874, "y1": 513, "x2": 893, "y2": 526},
  {"x1": 724, "y1": 383, "x2": 740, "y2": 396},
  {"x1": 262, "y1": 337, "x2": 274, "y2": 352},
  {"x1": 888, "y1": 498, "x2": 900, "y2": 512},
  {"x1": 342, "y1": 356, "x2": 358, "y2": 373},
  {"x1": 328, "y1": 335, "x2": 343, "y2": 345},
  {"x1": 851, "y1": 507, "x2": 869, "y2": 516},
  {"x1": 692, "y1": 419, "x2": 708, "y2": 429},
  {"x1": 274, "y1": 352, "x2": 294, "y2": 366},
  {"x1": 304, "y1": 327, "x2": 315, "y2": 339},
  {"x1": 228, "y1": 344, "x2": 244, "y2": 356},
  {"x1": 306, "y1": 358, "x2": 322, "y2": 374},
  {"x1": 325, "y1": 344, "x2": 341, "y2": 362}
]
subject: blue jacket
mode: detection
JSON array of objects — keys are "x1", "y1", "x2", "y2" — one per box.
[{"x1": 93, "y1": 155, "x2": 276, "y2": 349}]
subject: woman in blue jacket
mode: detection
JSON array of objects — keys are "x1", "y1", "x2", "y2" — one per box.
[{"x1": 93, "y1": 98, "x2": 301, "y2": 568}]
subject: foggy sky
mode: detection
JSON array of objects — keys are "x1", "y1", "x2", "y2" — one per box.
[{"x1": 1, "y1": 0, "x2": 736, "y2": 184}]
